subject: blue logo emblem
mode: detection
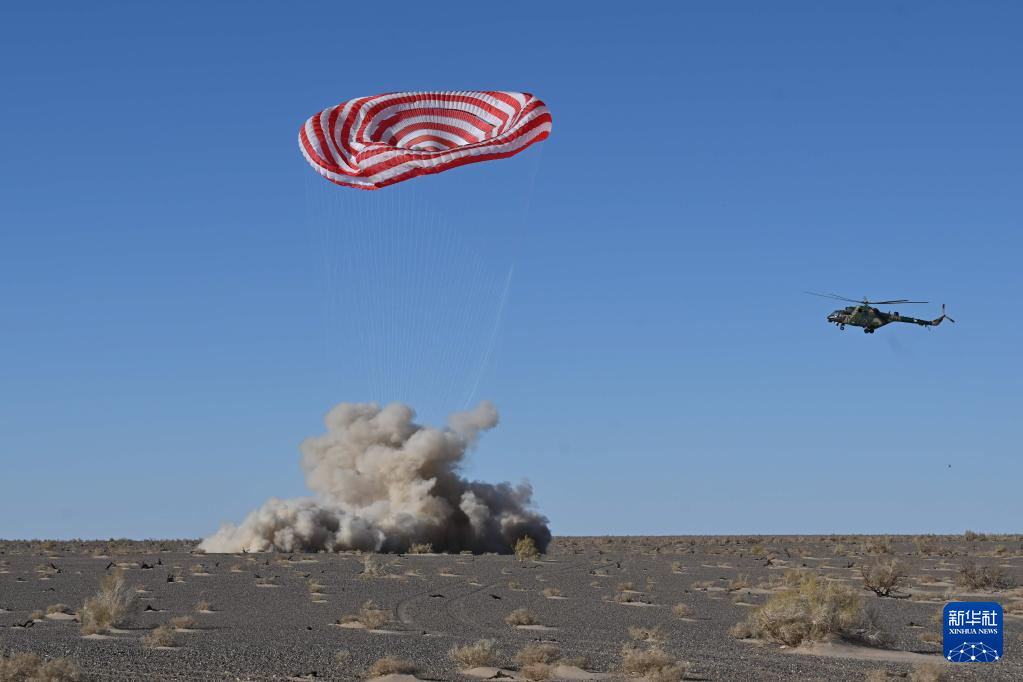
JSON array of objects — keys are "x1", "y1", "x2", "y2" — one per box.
[{"x1": 943, "y1": 602, "x2": 1002, "y2": 662}]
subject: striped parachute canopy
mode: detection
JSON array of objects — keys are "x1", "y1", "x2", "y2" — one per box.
[{"x1": 299, "y1": 91, "x2": 552, "y2": 189}]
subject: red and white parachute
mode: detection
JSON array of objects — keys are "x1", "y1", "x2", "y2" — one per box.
[{"x1": 299, "y1": 91, "x2": 552, "y2": 189}]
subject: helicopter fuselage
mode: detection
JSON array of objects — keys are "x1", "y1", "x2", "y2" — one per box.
[{"x1": 827, "y1": 304, "x2": 948, "y2": 333}]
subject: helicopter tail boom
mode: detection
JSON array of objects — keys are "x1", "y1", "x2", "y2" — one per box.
[{"x1": 889, "y1": 304, "x2": 953, "y2": 327}]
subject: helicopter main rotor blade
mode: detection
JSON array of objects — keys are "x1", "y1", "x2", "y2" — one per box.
[
  {"x1": 870, "y1": 299, "x2": 928, "y2": 305},
  {"x1": 804, "y1": 291, "x2": 862, "y2": 303}
]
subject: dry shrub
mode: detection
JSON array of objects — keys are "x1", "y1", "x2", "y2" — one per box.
[
  {"x1": 354, "y1": 600, "x2": 389, "y2": 629},
  {"x1": 514, "y1": 643, "x2": 560, "y2": 666},
  {"x1": 195, "y1": 600, "x2": 212, "y2": 612},
  {"x1": 860, "y1": 559, "x2": 910, "y2": 598},
  {"x1": 744, "y1": 574, "x2": 887, "y2": 647},
  {"x1": 360, "y1": 554, "x2": 395, "y2": 578},
  {"x1": 910, "y1": 662, "x2": 946, "y2": 682},
  {"x1": 615, "y1": 589, "x2": 650, "y2": 604},
  {"x1": 80, "y1": 570, "x2": 136, "y2": 635},
  {"x1": 520, "y1": 663, "x2": 552, "y2": 681},
  {"x1": 672, "y1": 603, "x2": 691, "y2": 618},
  {"x1": 729, "y1": 621, "x2": 753, "y2": 639},
  {"x1": 619, "y1": 645, "x2": 688, "y2": 682},
  {"x1": 169, "y1": 615, "x2": 196, "y2": 630},
  {"x1": 46, "y1": 604, "x2": 71, "y2": 615},
  {"x1": 505, "y1": 608, "x2": 536, "y2": 626},
  {"x1": 863, "y1": 537, "x2": 894, "y2": 555},
  {"x1": 515, "y1": 536, "x2": 541, "y2": 561},
  {"x1": 728, "y1": 574, "x2": 752, "y2": 591},
  {"x1": 367, "y1": 657, "x2": 416, "y2": 677},
  {"x1": 0, "y1": 652, "x2": 80, "y2": 681},
  {"x1": 955, "y1": 558, "x2": 1014, "y2": 590},
  {"x1": 782, "y1": 568, "x2": 809, "y2": 587},
  {"x1": 863, "y1": 671, "x2": 889, "y2": 682},
  {"x1": 143, "y1": 624, "x2": 178, "y2": 648},
  {"x1": 542, "y1": 587, "x2": 562, "y2": 598},
  {"x1": 449, "y1": 639, "x2": 500, "y2": 668},
  {"x1": 29, "y1": 610, "x2": 45, "y2": 621},
  {"x1": 407, "y1": 543, "x2": 433, "y2": 554}
]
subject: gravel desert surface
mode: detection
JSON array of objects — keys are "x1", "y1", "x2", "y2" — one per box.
[{"x1": 1, "y1": 535, "x2": 1021, "y2": 681}]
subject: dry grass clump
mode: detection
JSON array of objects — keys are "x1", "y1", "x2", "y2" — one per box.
[
  {"x1": 360, "y1": 554, "x2": 396, "y2": 578},
  {"x1": 670, "y1": 561, "x2": 684, "y2": 573},
  {"x1": 542, "y1": 587, "x2": 562, "y2": 598},
  {"x1": 339, "y1": 600, "x2": 390, "y2": 630},
  {"x1": 862, "y1": 536, "x2": 894, "y2": 555},
  {"x1": 169, "y1": 615, "x2": 196, "y2": 630},
  {"x1": 672, "y1": 603, "x2": 691, "y2": 618},
  {"x1": 46, "y1": 604, "x2": 72, "y2": 615},
  {"x1": 913, "y1": 536, "x2": 938, "y2": 556},
  {"x1": 143, "y1": 624, "x2": 179, "y2": 648},
  {"x1": 407, "y1": 543, "x2": 433, "y2": 554},
  {"x1": 520, "y1": 663, "x2": 553, "y2": 681},
  {"x1": 29, "y1": 610, "x2": 45, "y2": 621},
  {"x1": 619, "y1": 644, "x2": 688, "y2": 682},
  {"x1": 863, "y1": 671, "x2": 889, "y2": 682},
  {"x1": 512, "y1": 642, "x2": 564, "y2": 681},
  {"x1": 909, "y1": 662, "x2": 947, "y2": 682},
  {"x1": 505, "y1": 608, "x2": 537, "y2": 626},
  {"x1": 515, "y1": 536, "x2": 541, "y2": 561},
  {"x1": 195, "y1": 600, "x2": 213, "y2": 612},
  {"x1": 0, "y1": 652, "x2": 80, "y2": 681},
  {"x1": 955, "y1": 558, "x2": 1014, "y2": 590},
  {"x1": 449, "y1": 639, "x2": 500, "y2": 668},
  {"x1": 614, "y1": 585, "x2": 651, "y2": 604},
  {"x1": 367, "y1": 657, "x2": 417, "y2": 677},
  {"x1": 729, "y1": 621, "x2": 753, "y2": 639},
  {"x1": 727, "y1": 574, "x2": 751, "y2": 591},
  {"x1": 860, "y1": 559, "x2": 910, "y2": 598},
  {"x1": 514, "y1": 643, "x2": 560, "y2": 666},
  {"x1": 742, "y1": 574, "x2": 887, "y2": 647},
  {"x1": 80, "y1": 570, "x2": 136, "y2": 635}
]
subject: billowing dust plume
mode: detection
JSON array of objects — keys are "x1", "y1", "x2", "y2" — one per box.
[{"x1": 199, "y1": 401, "x2": 550, "y2": 554}]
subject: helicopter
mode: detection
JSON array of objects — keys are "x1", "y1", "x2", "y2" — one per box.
[{"x1": 806, "y1": 292, "x2": 955, "y2": 334}]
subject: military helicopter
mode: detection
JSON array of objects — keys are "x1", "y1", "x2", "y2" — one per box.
[{"x1": 806, "y1": 292, "x2": 954, "y2": 334}]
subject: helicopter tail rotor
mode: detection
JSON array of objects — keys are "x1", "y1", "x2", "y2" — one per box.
[{"x1": 934, "y1": 304, "x2": 955, "y2": 325}]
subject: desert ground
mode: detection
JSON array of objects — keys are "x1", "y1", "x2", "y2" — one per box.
[{"x1": 1, "y1": 535, "x2": 1020, "y2": 681}]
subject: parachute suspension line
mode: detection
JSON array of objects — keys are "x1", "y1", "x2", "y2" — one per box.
[
  {"x1": 459, "y1": 146, "x2": 546, "y2": 408},
  {"x1": 461, "y1": 267, "x2": 514, "y2": 409}
]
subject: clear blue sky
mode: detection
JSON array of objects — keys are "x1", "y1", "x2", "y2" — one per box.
[{"x1": 2, "y1": 2, "x2": 1020, "y2": 539}]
